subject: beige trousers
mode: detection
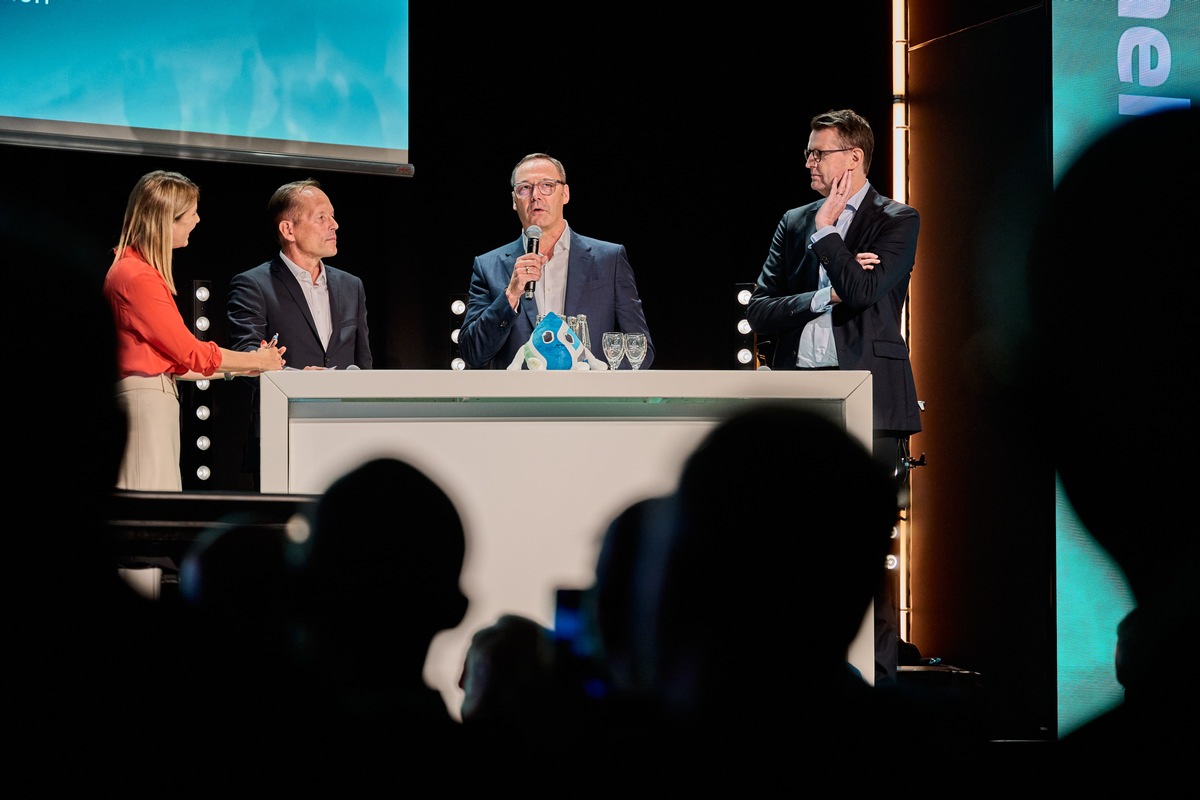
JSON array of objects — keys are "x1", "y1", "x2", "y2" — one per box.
[{"x1": 114, "y1": 373, "x2": 182, "y2": 491}]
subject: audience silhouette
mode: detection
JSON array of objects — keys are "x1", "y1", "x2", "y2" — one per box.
[
  {"x1": 1041, "y1": 107, "x2": 1198, "y2": 770},
  {"x1": 458, "y1": 613, "x2": 556, "y2": 736},
  {"x1": 631, "y1": 404, "x2": 988, "y2": 773},
  {"x1": 653, "y1": 406, "x2": 901, "y2": 736},
  {"x1": 176, "y1": 511, "x2": 301, "y2": 751},
  {"x1": 286, "y1": 456, "x2": 471, "y2": 767},
  {"x1": 572, "y1": 493, "x2": 677, "y2": 740}
]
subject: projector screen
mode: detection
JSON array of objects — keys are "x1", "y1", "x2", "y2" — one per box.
[{"x1": 0, "y1": 1, "x2": 411, "y2": 176}]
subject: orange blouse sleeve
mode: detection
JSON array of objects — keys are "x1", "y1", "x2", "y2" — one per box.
[{"x1": 109, "y1": 258, "x2": 222, "y2": 376}]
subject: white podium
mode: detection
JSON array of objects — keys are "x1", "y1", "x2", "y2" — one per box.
[{"x1": 260, "y1": 369, "x2": 876, "y2": 715}]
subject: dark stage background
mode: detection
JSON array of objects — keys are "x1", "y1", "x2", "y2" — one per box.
[
  {"x1": 5, "y1": 4, "x2": 894, "y2": 485},
  {"x1": 3, "y1": 2, "x2": 1061, "y2": 740}
]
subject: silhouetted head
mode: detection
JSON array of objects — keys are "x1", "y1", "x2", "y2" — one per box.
[
  {"x1": 176, "y1": 513, "x2": 301, "y2": 731},
  {"x1": 180, "y1": 512, "x2": 295, "y2": 629},
  {"x1": 459, "y1": 614, "x2": 554, "y2": 728},
  {"x1": 295, "y1": 457, "x2": 469, "y2": 647},
  {"x1": 654, "y1": 404, "x2": 899, "y2": 715},
  {"x1": 586, "y1": 494, "x2": 676, "y2": 697},
  {"x1": 1039, "y1": 107, "x2": 1200, "y2": 607}
]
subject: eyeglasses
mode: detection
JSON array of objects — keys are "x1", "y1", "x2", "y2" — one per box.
[
  {"x1": 803, "y1": 147, "x2": 852, "y2": 164},
  {"x1": 513, "y1": 179, "x2": 566, "y2": 199}
]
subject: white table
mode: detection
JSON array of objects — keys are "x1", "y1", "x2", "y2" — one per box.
[{"x1": 260, "y1": 369, "x2": 876, "y2": 715}]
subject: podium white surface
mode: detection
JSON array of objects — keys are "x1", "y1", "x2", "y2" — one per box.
[{"x1": 260, "y1": 369, "x2": 876, "y2": 715}]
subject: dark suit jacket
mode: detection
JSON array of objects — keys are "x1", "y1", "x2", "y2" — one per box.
[
  {"x1": 459, "y1": 229, "x2": 654, "y2": 370},
  {"x1": 746, "y1": 186, "x2": 921, "y2": 434},
  {"x1": 227, "y1": 256, "x2": 373, "y2": 476},
  {"x1": 227, "y1": 256, "x2": 373, "y2": 369}
]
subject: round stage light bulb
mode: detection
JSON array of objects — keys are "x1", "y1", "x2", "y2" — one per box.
[
  {"x1": 195, "y1": 379, "x2": 210, "y2": 391},
  {"x1": 885, "y1": 554, "x2": 899, "y2": 571},
  {"x1": 195, "y1": 436, "x2": 211, "y2": 451},
  {"x1": 450, "y1": 299, "x2": 466, "y2": 315},
  {"x1": 737, "y1": 319, "x2": 752, "y2": 335},
  {"x1": 737, "y1": 348, "x2": 754, "y2": 364},
  {"x1": 737, "y1": 288, "x2": 753, "y2": 305},
  {"x1": 195, "y1": 315, "x2": 210, "y2": 332},
  {"x1": 196, "y1": 465, "x2": 211, "y2": 481},
  {"x1": 450, "y1": 328, "x2": 460, "y2": 344},
  {"x1": 195, "y1": 405, "x2": 211, "y2": 420},
  {"x1": 451, "y1": 357, "x2": 466, "y2": 371},
  {"x1": 195, "y1": 286, "x2": 210, "y2": 302},
  {"x1": 286, "y1": 513, "x2": 312, "y2": 545}
]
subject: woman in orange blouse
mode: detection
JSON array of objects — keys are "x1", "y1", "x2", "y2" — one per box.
[{"x1": 103, "y1": 170, "x2": 286, "y2": 491}]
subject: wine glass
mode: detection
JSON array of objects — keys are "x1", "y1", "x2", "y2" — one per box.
[
  {"x1": 623, "y1": 333, "x2": 647, "y2": 371},
  {"x1": 601, "y1": 331, "x2": 626, "y2": 370}
]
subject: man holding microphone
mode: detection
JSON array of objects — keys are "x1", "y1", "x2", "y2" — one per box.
[{"x1": 458, "y1": 152, "x2": 654, "y2": 370}]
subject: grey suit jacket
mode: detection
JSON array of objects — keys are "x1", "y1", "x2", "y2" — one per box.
[
  {"x1": 746, "y1": 187, "x2": 921, "y2": 434},
  {"x1": 459, "y1": 229, "x2": 654, "y2": 370}
]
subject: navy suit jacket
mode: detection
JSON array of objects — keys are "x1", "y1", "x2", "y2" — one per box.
[
  {"x1": 746, "y1": 186, "x2": 921, "y2": 434},
  {"x1": 459, "y1": 229, "x2": 654, "y2": 370},
  {"x1": 227, "y1": 256, "x2": 373, "y2": 369}
]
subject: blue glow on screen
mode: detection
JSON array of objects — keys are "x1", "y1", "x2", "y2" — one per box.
[
  {"x1": 1052, "y1": 0, "x2": 1197, "y2": 183},
  {"x1": 0, "y1": 1, "x2": 409, "y2": 166}
]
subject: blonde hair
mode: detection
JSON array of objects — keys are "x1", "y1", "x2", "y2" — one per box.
[{"x1": 112, "y1": 170, "x2": 200, "y2": 296}]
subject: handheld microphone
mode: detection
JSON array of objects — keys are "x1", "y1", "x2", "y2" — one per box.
[{"x1": 523, "y1": 225, "x2": 541, "y2": 300}]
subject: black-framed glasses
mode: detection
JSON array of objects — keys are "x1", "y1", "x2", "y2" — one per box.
[
  {"x1": 513, "y1": 179, "x2": 565, "y2": 198},
  {"x1": 803, "y1": 147, "x2": 852, "y2": 164}
]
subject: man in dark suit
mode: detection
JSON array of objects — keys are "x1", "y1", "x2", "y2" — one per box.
[
  {"x1": 228, "y1": 179, "x2": 372, "y2": 370},
  {"x1": 746, "y1": 109, "x2": 921, "y2": 686},
  {"x1": 458, "y1": 153, "x2": 653, "y2": 370},
  {"x1": 228, "y1": 178, "x2": 373, "y2": 484}
]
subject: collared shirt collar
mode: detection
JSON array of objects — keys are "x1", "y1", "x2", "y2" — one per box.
[{"x1": 280, "y1": 251, "x2": 325, "y2": 286}]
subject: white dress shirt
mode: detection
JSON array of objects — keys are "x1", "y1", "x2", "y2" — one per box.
[
  {"x1": 531, "y1": 222, "x2": 572, "y2": 318},
  {"x1": 796, "y1": 182, "x2": 870, "y2": 368},
  {"x1": 281, "y1": 252, "x2": 333, "y2": 350}
]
